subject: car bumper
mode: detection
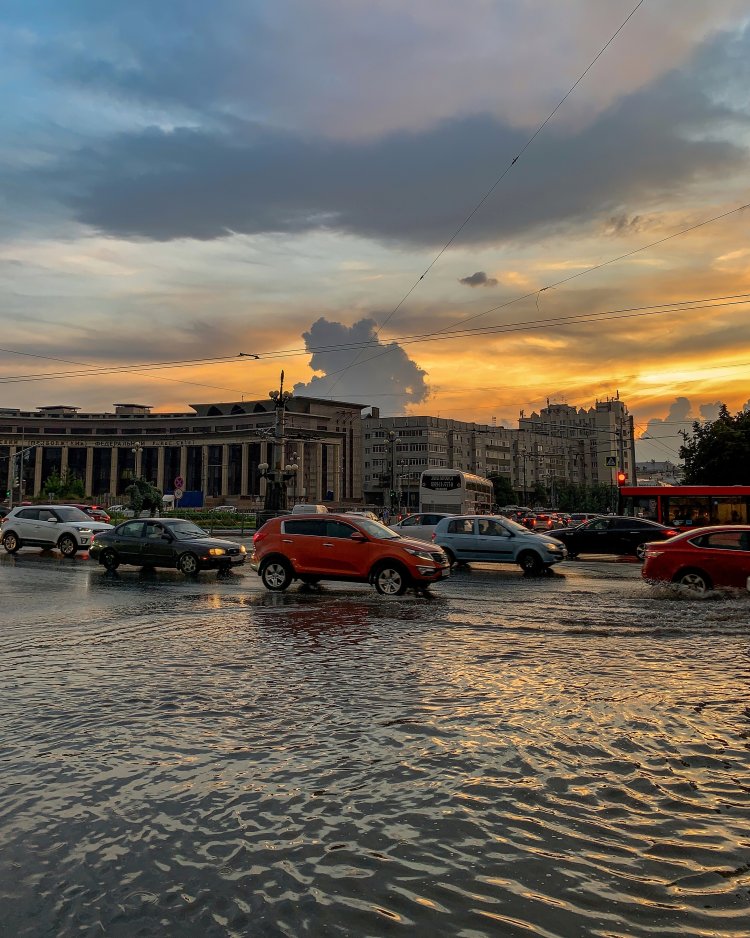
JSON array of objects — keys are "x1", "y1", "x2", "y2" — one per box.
[
  {"x1": 201, "y1": 554, "x2": 246, "y2": 569},
  {"x1": 414, "y1": 563, "x2": 450, "y2": 580}
]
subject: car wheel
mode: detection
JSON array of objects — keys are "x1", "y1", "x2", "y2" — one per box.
[
  {"x1": 261, "y1": 559, "x2": 293, "y2": 591},
  {"x1": 673, "y1": 569, "x2": 712, "y2": 593},
  {"x1": 372, "y1": 562, "x2": 408, "y2": 596},
  {"x1": 177, "y1": 552, "x2": 200, "y2": 576},
  {"x1": 518, "y1": 551, "x2": 543, "y2": 575},
  {"x1": 58, "y1": 534, "x2": 78, "y2": 557},
  {"x1": 635, "y1": 542, "x2": 650, "y2": 561},
  {"x1": 443, "y1": 548, "x2": 457, "y2": 569},
  {"x1": 3, "y1": 532, "x2": 21, "y2": 554},
  {"x1": 101, "y1": 548, "x2": 120, "y2": 571}
]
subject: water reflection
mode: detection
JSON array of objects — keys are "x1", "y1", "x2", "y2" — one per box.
[{"x1": 1, "y1": 559, "x2": 749, "y2": 937}]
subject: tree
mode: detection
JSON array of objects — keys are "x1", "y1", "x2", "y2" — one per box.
[
  {"x1": 124, "y1": 478, "x2": 163, "y2": 516},
  {"x1": 679, "y1": 405, "x2": 750, "y2": 484},
  {"x1": 42, "y1": 469, "x2": 85, "y2": 500},
  {"x1": 488, "y1": 473, "x2": 515, "y2": 507}
]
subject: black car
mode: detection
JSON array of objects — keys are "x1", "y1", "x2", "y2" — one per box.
[
  {"x1": 90, "y1": 517, "x2": 247, "y2": 575},
  {"x1": 550, "y1": 515, "x2": 680, "y2": 560}
]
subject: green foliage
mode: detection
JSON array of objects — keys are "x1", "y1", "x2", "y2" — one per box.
[
  {"x1": 124, "y1": 477, "x2": 163, "y2": 516},
  {"x1": 488, "y1": 474, "x2": 515, "y2": 506},
  {"x1": 41, "y1": 469, "x2": 85, "y2": 499},
  {"x1": 679, "y1": 405, "x2": 750, "y2": 484},
  {"x1": 536, "y1": 481, "x2": 615, "y2": 512}
]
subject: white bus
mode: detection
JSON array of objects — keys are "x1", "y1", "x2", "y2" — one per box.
[{"x1": 419, "y1": 469, "x2": 494, "y2": 515}]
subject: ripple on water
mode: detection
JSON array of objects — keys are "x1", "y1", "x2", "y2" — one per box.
[{"x1": 1, "y1": 570, "x2": 749, "y2": 937}]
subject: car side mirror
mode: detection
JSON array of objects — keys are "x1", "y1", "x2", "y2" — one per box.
[{"x1": 350, "y1": 532, "x2": 366, "y2": 542}]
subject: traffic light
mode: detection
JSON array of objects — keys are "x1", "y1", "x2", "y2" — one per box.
[{"x1": 616, "y1": 471, "x2": 627, "y2": 485}]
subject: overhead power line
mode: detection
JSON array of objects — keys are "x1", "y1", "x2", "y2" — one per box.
[
  {"x1": 312, "y1": 202, "x2": 750, "y2": 380},
  {"x1": 323, "y1": 0, "x2": 647, "y2": 396},
  {"x1": 259, "y1": 294, "x2": 750, "y2": 377},
  {"x1": 2, "y1": 292, "x2": 748, "y2": 386},
  {"x1": 0, "y1": 351, "x2": 260, "y2": 396}
]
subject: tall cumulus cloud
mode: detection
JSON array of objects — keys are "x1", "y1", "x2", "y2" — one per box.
[{"x1": 293, "y1": 318, "x2": 428, "y2": 413}]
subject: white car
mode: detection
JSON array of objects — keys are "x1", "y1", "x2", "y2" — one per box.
[
  {"x1": 1, "y1": 505, "x2": 113, "y2": 557},
  {"x1": 109, "y1": 504, "x2": 135, "y2": 517},
  {"x1": 344, "y1": 510, "x2": 379, "y2": 522},
  {"x1": 390, "y1": 512, "x2": 455, "y2": 543}
]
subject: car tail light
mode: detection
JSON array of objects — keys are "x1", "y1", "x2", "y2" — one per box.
[
  {"x1": 253, "y1": 530, "x2": 267, "y2": 545},
  {"x1": 664, "y1": 529, "x2": 679, "y2": 537},
  {"x1": 431, "y1": 532, "x2": 436, "y2": 541}
]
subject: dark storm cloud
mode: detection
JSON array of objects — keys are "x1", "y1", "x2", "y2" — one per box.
[
  {"x1": 21, "y1": 25, "x2": 747, "y2": 247},
  {"x1": 292, "y1": 318, "x2": 428, "y2": 413},
  {"x1": 459, "y1": 271, "x2": 498, "y2": 288}
]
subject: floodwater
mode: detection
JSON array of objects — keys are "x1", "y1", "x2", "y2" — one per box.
[{"x1": 1, "y1": 552, "x2": 749, "y2": 937}]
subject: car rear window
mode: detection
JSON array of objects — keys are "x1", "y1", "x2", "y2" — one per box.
[
  {"x1": 283, "y1": 519, "x2": 328, "y2": 536},
  {"x1": 699, "y1": 531, "x2": 749, "y2": 551}
]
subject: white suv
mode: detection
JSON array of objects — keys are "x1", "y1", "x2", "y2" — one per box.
[{"x1": 1, "y1": 505, "x2": 113, "y2": 557}]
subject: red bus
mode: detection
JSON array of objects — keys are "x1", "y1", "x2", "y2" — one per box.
[{"x1": 619, "y1": 485, "x2": 750, "y2": 528}]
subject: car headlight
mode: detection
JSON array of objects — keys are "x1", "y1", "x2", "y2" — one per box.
[
  {"x1": 405, "y1": 547, "x2": 435, "y2": 561},
  {"x1": 80, "y1": 527, "x2": 93, "y2": 534},
  {"x1": 208, "y1": 548, "x2": 226, "y2": 556},
  {"x1": 239, "y1": 545, "x2": 247, "y2": 554}
]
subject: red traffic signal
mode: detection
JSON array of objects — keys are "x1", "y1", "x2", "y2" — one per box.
[{"x1": 616, "y1": 471, "x2": 627, "y2": 485}]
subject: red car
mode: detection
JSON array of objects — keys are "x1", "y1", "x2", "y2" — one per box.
[
  {"x1": 67, "y1": 504, "x2": 111, "y2": 523},
  {"x1": 642, "y1": 525, "x2": 750, "y2": 593},
  {"x1": 251, "y1": 512, "x2": 450, "y2": 595}
]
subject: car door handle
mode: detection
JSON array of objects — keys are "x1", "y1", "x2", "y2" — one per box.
[
  {"x1": 282, "y1": 538, "x2": 293, "y2": 543},
  {"x1": 322, "y1": 542, "x2": 335, "y2": 548}
]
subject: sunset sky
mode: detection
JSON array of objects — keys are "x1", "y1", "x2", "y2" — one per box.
[{"x1": 1, "y1": 1, "x2": 749, "y2": 462}]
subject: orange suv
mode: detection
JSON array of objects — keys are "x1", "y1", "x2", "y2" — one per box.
[{"x1": 251, "y1": 513, "x2": 450, "y2": 595}]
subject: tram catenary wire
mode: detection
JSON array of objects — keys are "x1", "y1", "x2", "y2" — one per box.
[{"x1": 323, "y1": 0, "x2": 648, "y2": 396}]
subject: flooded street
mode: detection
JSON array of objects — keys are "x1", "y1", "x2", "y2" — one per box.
[{"x1": 2, "y1": 553, "x2": 749, "y2": 937}]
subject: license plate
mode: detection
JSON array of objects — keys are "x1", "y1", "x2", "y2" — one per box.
[{"x1": 230, "y1": 555, "x2": 245, "y2": 564}]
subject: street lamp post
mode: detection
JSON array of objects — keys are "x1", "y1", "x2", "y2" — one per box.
[
  {"x1": 397, "y1": 458, "x2": 407, "y2": 511},
  {"x1": 287, "y1": 451, "x2": 299, "y2": 505},
  {"x1": 387, "y1": 430, "x2": 401, "y2": 512},
  {"x1": 131, "y1": 442, "x2": 144, "y2": 479},
  {"x1": 258, "y1": 372, "x2": 296, "y2": 519}
]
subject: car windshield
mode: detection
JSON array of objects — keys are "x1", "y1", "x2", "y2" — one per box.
[
  {"x1": 54, "y1": 507, "x2": 91, "y2": 522},
  {"x1": 355, "y1": 518, "x2": 401, "y2": 540},
  {"x1": 501, "y1": 517, "x2": 531, "y2": 534},
  {"x1": 167, "y1": 521, "x2": 208, "y2": 539}
]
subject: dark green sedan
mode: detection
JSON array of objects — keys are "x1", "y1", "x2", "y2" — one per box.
[{"x1": 89, "y1": 517, "x2": 247, "y2": 575}]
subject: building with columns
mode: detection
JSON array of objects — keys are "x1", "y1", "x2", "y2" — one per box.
[{"x1": 0, "y1": 397, "x2": 365, "y2": 507}]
